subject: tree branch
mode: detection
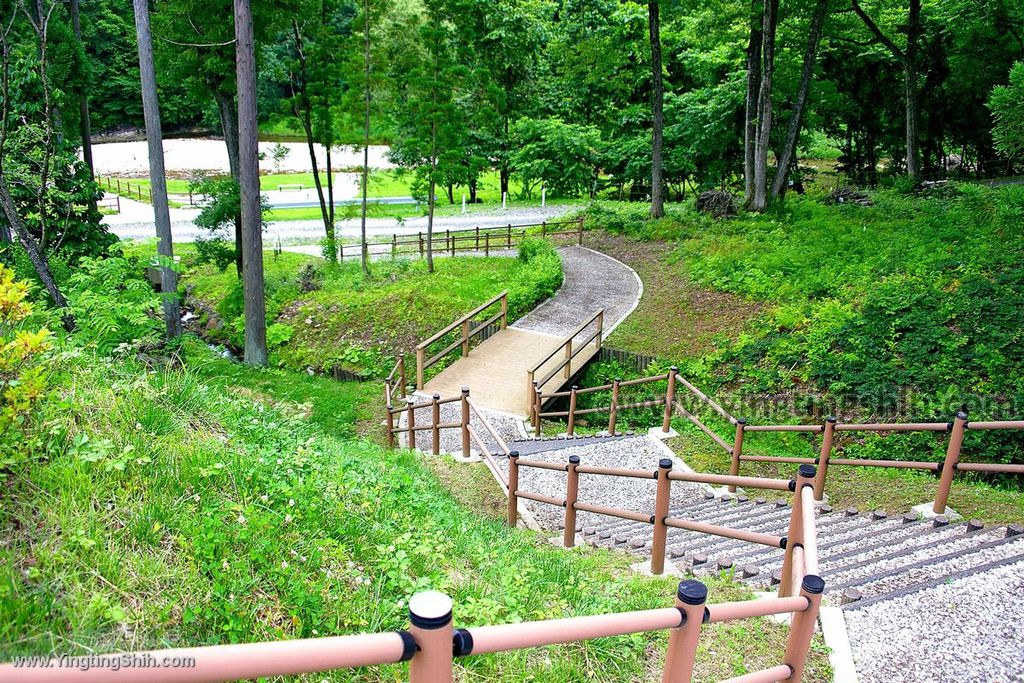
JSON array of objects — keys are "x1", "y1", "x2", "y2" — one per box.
[{"x1": 850, "y1": 0, "x2": 907, "y2": 63}]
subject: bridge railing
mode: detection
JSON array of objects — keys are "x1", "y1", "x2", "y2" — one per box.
[
  {"x1": 383, "y1": 356, "x2": 407, "y2": 407},
  {"x1": 415, "y1": 290, "x2": 508, "y2": 389},
  {"x1": 526, "y1": 308, "x2": 605, "y2": 419}
]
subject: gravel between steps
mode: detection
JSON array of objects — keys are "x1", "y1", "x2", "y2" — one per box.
[
  {"x1": 846, "y1": 557, "x2": 1024, "y2": 682},
  {"x1": 508, "y1": 436, "x2": 705, "y2": 530}
]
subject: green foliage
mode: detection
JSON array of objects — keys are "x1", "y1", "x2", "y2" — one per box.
[
  {"x1": 0, "y1": 264, "x2": 51, "y2": 466},
  {"x1": 990, "y1": 61, "x2": 1024, "y2": 163},
  {"x1": 66, "y1": 250, "x2": 163, "y2": 354},
  {"x1": 509, "y1": 118, "x2": 604, "y2": 198}
]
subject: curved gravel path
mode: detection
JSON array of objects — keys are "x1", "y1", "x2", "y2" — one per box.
[{"x1": 512, "y1": 246, "x2": 642, "y2": 337}]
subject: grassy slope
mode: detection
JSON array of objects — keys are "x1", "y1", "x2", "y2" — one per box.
[
  {"x1": 0, "y1": 345, "x2": 830, "y2": 681},
  {"x1": 178, "y1": 248, "x2": 562, "y2": 376}
]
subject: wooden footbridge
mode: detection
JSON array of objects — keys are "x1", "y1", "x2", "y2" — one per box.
[{"x1": 413, "y1": 291, "x2": 605, "y2": 415}]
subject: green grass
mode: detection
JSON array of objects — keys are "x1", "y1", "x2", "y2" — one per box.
[
  {"x1": 0, "y1": 343, "x2": 830, "y2": 681},
  {"x1": 138, "y1": 241, "x2": 563, "y2": 377}
]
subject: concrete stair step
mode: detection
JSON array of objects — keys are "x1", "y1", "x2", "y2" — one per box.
[{"x1": 835, "y1": 532, "x2": 1024, "y2": 600}]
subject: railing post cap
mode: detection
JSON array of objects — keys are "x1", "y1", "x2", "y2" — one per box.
[
  {"x1": 670, "y1": 365, "x2": 679, "y2": 371},
  {"x1": 569, "y1": 455, "x2": 580, "y2": 464},
  {"x1": 826, "y1": 416, "x2": 837, "y2": 423},
  {"x1": 801, "y1": 575, "x2": 826, "y2": 595},
  {"x1": 461, "y1": 386, "x2": 470, "y2": 395},
  {"x1": 433, "y1": 393, "x2": 441, "y2": 400},
  {"x1": 509, "y1": 450, "x2": 520, "y2": 458},
  {"x1": 955, "y1": 411, "x2": 968, "y2": 421},
  {"x1": 614, "y1": 377, "x2": 621, "y2": 382},
  {"x1": 798, "y1": 463, "x2": 817, "y2": 479},
  {"x1": 408, "y1": 591, "x2": 453, "y2": 629},
  {"x1": 677, "y1": 579, "x2": 708, "y2": 606},
  {"x1": 737, "y1": 418, "x2": 747, "y2": 425},
  {"x1": 659, "y1": 458, "x2": 673, "y2": 469}
]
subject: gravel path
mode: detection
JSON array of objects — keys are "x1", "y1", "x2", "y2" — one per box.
[
  {"x1": 504, "y1": 436, "x2": 705, "y2": 530},
  {"x1": 845, "y1": 557, "x2": 1024, "y2": 682},
  {"x1": 512, "y1": 246, "x2": 642, "y2": 337}
]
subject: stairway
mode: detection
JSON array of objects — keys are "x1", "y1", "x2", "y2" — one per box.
[{"x1": 566, "y1": 493, "x2": 1024, "y2": 608}]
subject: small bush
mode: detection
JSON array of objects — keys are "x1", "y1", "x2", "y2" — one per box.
[{"x1": 0, "y1": 264, "x2": 51, "y2": 466}]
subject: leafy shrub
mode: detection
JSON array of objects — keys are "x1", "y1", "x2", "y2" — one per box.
[
  {"x1": 507, "y1": 240, "x2": 562, "y2": 315},
  {"x1": 0, "y1": 264, "x2": 50, "y2": 466},
  {"x1": 989, "y1": 61, "x2": 1024, "y2": 163},
  {"x1": 516, "y1": 237, "x2": 550, "y2": 263},
  {"x1": 67, "y1": 250, "x2": 163, "y2": 353}
]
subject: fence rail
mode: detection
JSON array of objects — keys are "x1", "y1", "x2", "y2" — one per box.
[
  {"x1": 527, "y1": 368, "x2": 1024, "y2": 516},
  {"x1": 337, "y1": 218, "x2": 585, "y2": 262},
  {"x1": 0, "y1": 565, "x2": 823, "y2": 683},
  {"x1": 527, "y1": 309, "x2": 605, "y2": 424},
  {"x1": 415, "y1": 291, "x2": 508, "y2": 389}
]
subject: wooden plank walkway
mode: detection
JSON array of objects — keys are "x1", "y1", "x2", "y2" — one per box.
[{"x1": 424, "y1": 328, "x2": 600, "y2": 415}]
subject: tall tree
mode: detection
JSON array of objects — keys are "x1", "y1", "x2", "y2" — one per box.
[
  {"x1": 0, "y1": 0, "x2": 73, "y2": 330},
  {"x1": 647, "y1": 0, "x2": 665, "y2": 218},
  {"x1": 234, "y1": 0, "x2": 268, "y2": 365},
  {"x1": 771, "y1": 0, "x2": 830, "y2": 198},
  {"x1": 742, "y1": 0, "x2": 764, "y2": 205},
  {"x1": 851, "y1": 0, "x2": 922, "y2": 181},
  {"x1": 132, "y1": 0, "x2": 180, "y2": 339},
  {"x1": 750, "y1": 0, "x2": 779, "y2": 211},
  {"x1": 68, "y1": 0, "x2": 95, "y2": 214}
]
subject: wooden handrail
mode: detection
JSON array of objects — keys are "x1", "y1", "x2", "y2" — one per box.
[
  {"x1": 527, "y1": 309, "x2": 604, "y2": 412},
  {"x1": 416, "y1": 291, "x2": 507, "y2": 389}
]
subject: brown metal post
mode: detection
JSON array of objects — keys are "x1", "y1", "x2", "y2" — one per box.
[
  {"x1": 398, "y1": 357, "x2": 407, "y2": 399},
  {"x1": 500, "y1": 294, "x2": 508, "y2": 329},
  {"x1": 662, "y1": 580, "x2": 706, "y2": 683},
  {"x1": 534, "y1": 385, "x2": 543, "y2": 437},
  {"x1": 813, "y1": 417, "x2": 837, "y2": 501},
  {"x1": 507, "y1": 451, "x2": 520, "y2": 526},
  {"x1": 461, "y1": 319, "x2": 471, "y2": 357},
  {"x1": 563, "y1": 339, "x2": 573, "y2": 380},
  {"x1": 416, "y1": 348, "x2": 425, "y2": 390},
  {"x1": 431, "y1": 394, "x2": 441, "y2": 455},
  {"x1": 541, "y1": 221, "x2": 547, "y2": 238},
  {"x1": 563, "y1": 455, "x2": 580, "y2": 547},
  {"x1": 419, "y1": 232, "x2": 424, "y2": 257},
  {"x1": 651, "y1": 458, "x2": 673, "y2": 574},
  {"x1": 607, "y1": 378, "x2": 621, "y2": 435},
  {"x1": 728, "y1": 420, "x2": 746, "y2": 493},
  {"x1": 779, "y1": 464, "x2": 815, "y2": 598},
  {"x1": 475, "y1": 225, "x2": 480, "y2": 249},
  {"x1": 392, "y1": 234, "x2": 397, "y2": 258},
  {"x1": 460, "y1": 387, "x2": 471, "y2": 458},
  {"x1": 577, "y1": 217, "x2": 584, "y2": 245},
  {"x1": 934, "y1": 412, "x2": 968, "y2": 515},
  {"x1": 386, "y1": 405, "x2": 395, "y2": 449},
  {"x1": 448, "y1": 229, "x2": 454, "y2": 257},
  {"x1": 567, "y1": 386, "x2": 578, "y2": 436},
  {"x1": 485, "y1": 233, "x2": 490, "y2": 256},
  {"x1": 506, "y1": 223, "x2": 512, "y2": 248},
  {"x1": 782, "y1": 575, "x2": 825, "y2": 683},
  {"x1": 662, "y1": 367, "x2": 678, "y2": 433},
  {"x1": 408, "y1": 591, "x2": 454, "y2": 683},
  {"x1": 406, "y1": 398, "x2": 416, "y2": 450}
]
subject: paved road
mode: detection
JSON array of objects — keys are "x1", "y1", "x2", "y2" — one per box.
[{"x1": 107, "y1": 199, "x2": 577, "y2": 243}]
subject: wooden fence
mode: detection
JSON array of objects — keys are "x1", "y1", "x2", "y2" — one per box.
[
  {"x1": 414, "y1": 291, "x2": 508, "y2": 390},
  {"x1": 100, "y1": 176, "x2": 153, "y2": 204},
  {"x1": 531, "y1": 367, "x2": 1024, "y2": 516},
  {"x1": 337, "y1": 218, "x2": 585, "y2": 262},
  {"x1": 526, "y1": 309, "x2": 605, "y2": 413}
]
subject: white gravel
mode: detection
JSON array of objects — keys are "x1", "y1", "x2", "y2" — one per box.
[
  {"x1": 846, "y1": 557, "x2": 1024, "y2": 682},
  {"x1": 506, "y1": 436, "x2": 705, "y2": 530}
]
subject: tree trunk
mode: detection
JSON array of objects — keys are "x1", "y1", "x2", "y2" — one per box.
[
  {"x1": 750, "y1": 0, "x2": 779, "y2": 212},
  {"x1": 770, "y1": 0, "x2": 828, "y2": 198},
  {"x1": 234, "y1": 0, "x2": 268, "y2": 366},
  {"x1": 69, "y1": 0, "x2": 96, "y2": 214},
  {"x1": 904, "y1": 0, "x2": 921, "y2": 181},
  {"x1": 0, "y1": 172, "x2": 74, "y2": 331},
  {"x1": 214, "y1": 88, "x2": 244, "y2": 277},
  {"x1": 133, "y1": 0, "x2": 181, "y2": 339},
  {"x1": 743, "y1": 0, "x2": 763, "y2": 205},
  {"x1": 648, "y1": 1, "x2": 665, "y2": 218},
  {"x1": 360, "y1": 0, "x2": 371, "y2": 277}
]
